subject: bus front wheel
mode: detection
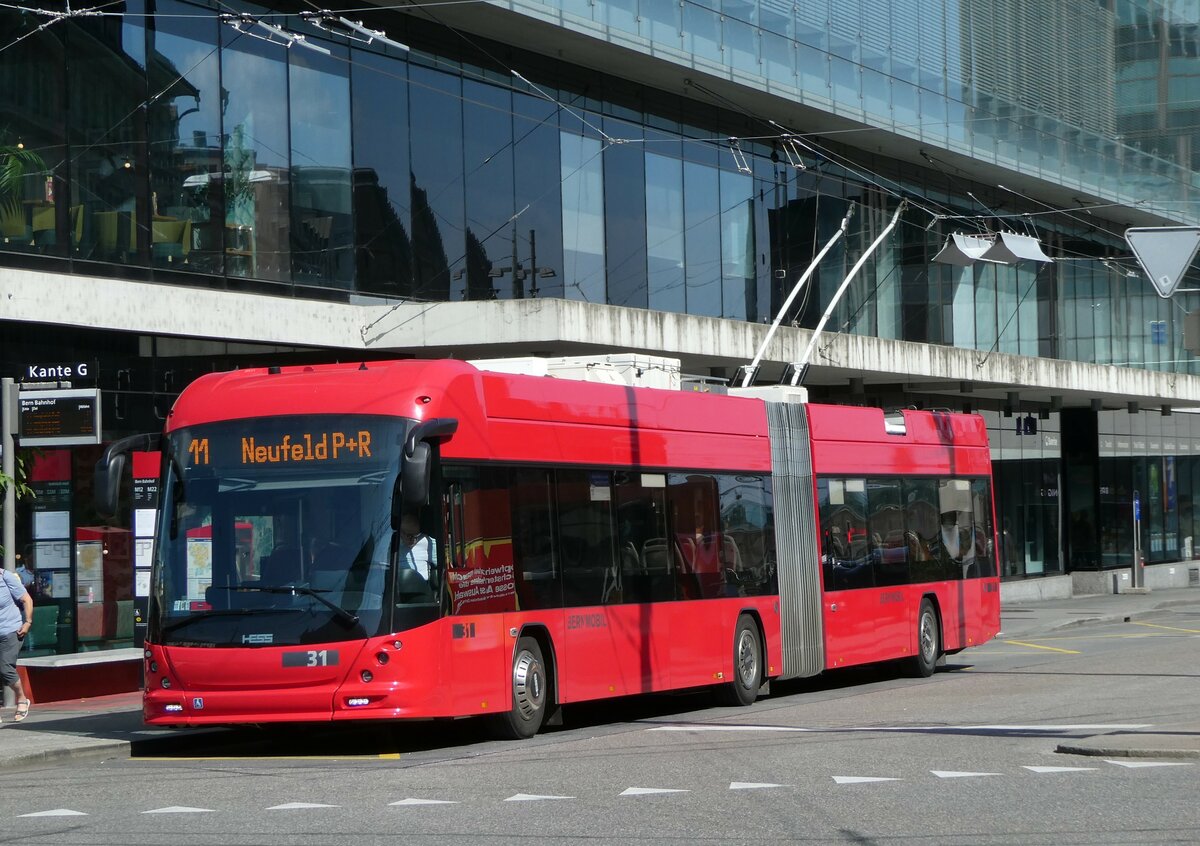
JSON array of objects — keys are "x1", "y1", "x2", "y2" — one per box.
[
  {"x1": 908, "y1": 599, "x2": 940, "y2": 678},
  {"x1": 716, "y1": 615, "x2": 762, "y2": 707},
  {"x1": 491, "y1": 636, "x2": 549, "y2": 740}
]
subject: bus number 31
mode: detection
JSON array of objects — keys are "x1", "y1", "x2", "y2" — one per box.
[{"x1": 282, "y1": 650, "x2": 340, "y2": 668}]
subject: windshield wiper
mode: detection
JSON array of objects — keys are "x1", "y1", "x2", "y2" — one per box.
[
  {"x1": 217, "y1": 584, "x2": 360, "y2": 628},
  {"x1": 162, "y1": 607, "x2": 295, "y2": 634}
]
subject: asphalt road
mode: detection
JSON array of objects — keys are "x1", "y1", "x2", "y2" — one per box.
[{"x1": 4, "y1": 609, "x2": 1200, "y2": 845}]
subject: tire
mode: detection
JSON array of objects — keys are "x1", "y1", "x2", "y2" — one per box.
[
  {"x1": 490, "y1": 636, "x2": 549, "y2": 740},
  {"x1": 908, "y1": 599, "x2": 940, "y2": 678},
  {"x1": 716, "y1": 615, "x2": 762, "y2": 707}
]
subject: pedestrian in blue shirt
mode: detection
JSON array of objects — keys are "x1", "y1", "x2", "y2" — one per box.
[{"x1": 1, "y1": 568, "x2": 33, "y2": 722}]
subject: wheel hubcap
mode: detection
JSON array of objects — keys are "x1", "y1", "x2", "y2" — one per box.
[
  {"x1": 513, "y1": 651, "x2": 545, "y2": 719},
  {"x1": 920, "y1": 613, "x2": 935, "y2": 661},
  {"x1": 735, "y1": 630, "x2": 758, "y2": 687}
]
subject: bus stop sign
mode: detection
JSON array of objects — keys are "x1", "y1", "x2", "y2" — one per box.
[{"x1": 1125, "y1": 226, "x2": 1200, "y2": 298}]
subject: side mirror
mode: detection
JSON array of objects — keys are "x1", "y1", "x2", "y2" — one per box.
[
  {"x1": 391, "y1": 418, "x2": 458, "y2": 529},
  {"x1": 93, "y1": 432, "x2": 161, "y2": 519},
  {"x1": 94, "y1": 452, "x2": 127, "y2": 520},
  {"x1": 392, "y1": 442, "x2": 431, "y2": 529}
]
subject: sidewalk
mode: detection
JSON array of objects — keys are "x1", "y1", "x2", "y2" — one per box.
[
  {"x1": 998, "y1": 583, "x2": 1200, "y2": 640},
  {"x1": 0, "y1": 690, "x2": 146, "y2": 770},
  {"x1": 999, "y1": 584, "x2": 1200, "y2": 760},
  {"x1": 1, "y1": 586, "x2": 1199, "y2": 771}
]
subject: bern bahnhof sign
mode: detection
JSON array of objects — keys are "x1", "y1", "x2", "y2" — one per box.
[{"x1": 17, "y1": 388, "x2": 102, "y2": 446}]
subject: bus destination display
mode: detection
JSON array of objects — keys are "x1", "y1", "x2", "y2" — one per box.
[{"x1": 185, "y1": 430, "x2": 376, "y2": 467}]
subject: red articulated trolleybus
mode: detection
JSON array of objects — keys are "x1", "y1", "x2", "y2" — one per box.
[{"x1": 94, "y1": 356, "x2": 1000, "y2": 738}]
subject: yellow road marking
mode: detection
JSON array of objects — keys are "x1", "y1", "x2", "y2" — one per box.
[
  {"x1": 977, "y1": 650, "x2": 1078, "y2": 655},
  {"x1": 1013, "y1": 633, "x2": 1161, "y2": 642},
  {"x1": 1001, "y1": 639, "x2": 1080, "y2": 654},
  {"x1": 138, "y1": 754, "x2": 402, "y2": 762},
  {"x1": 1127, "y1": 621, "x2": 1200, "y2": 634}
]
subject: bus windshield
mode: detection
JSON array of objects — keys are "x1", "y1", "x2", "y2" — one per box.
[{"x1": 151, "y1": 415, "x2": 436, "y2": 647}]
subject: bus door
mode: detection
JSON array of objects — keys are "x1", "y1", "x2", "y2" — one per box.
[
  {"x1": 818, "y1": 478, "x2": 885, "y2": 668},
  {"x1": 556, "y1": 470, "x2": 638, "y2": 701},
  {"x1": 442, "y1": 471, "x2": 515, "y2": 714}
]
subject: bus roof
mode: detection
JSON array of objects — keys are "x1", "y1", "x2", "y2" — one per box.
[
  {"x1": 165, "y1": 360, "x2": 991, "y2": 475},
  {"x1": 165, "y1": 359, "x2": 774, "y2": 472}
]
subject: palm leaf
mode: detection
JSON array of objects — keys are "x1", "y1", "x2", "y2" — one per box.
[{"x1": 0, "y1": 145, "x2": 46, "y2": 217}]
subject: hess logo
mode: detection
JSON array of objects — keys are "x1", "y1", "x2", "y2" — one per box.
[{"x1": 242, "y1": 633, "x2": 274, "y2": 644}]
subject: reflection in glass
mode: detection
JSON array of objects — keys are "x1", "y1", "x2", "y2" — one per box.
[
  {"x1": 0, "y1": 6, "x2": 65, "y2": 257},
  {"x1": 603, "y1": 116, "x2": 647, "y2": 308},
  {"x1": 561, "y1": 131, "x2": 605, "y2": 303},
  {"x1": 762, "y1": 30, "x2": 795, "y2": 84},
  {"x1": 513, "y1": 92, "x2": 563, "y2": 298},
  {"x1": 797, "y1": 44, "x2": 829, "y2": 95},
  {"x1": 352, "y1": 51, "x2": 411, "y2": 297},
  {"x1": 683, "y1": 0, "x2": 721, "y2": 62},
  {"x1": 221, "y1": 32, "x2": 290, "y2": 282},
  {"x1": 409, "y1": 66, "x2": 464, "y2": 300},
  {"x1": 724, "y1": 14, "x2": 758, "y2": 75},
  {"x1": 289, "y1": 43, "x2": 352, "y2": 288},
  {"x1": 643, "y1": 0, "x2": 682, "y2": 46},
  {"x1": 147, "y1": 2, "x2": 222, "y2": 272},
  {"x1": 464, "y1": 80, "x2": 514, "y2": 300},
  {"x1": 645, "y1": 153, "x2": 685, "y2": 313},
  {"x1": 720, "y1": 169, "x2": 754, "y2": 320},
  {"x1": 70, "y1": 12, "x2": 148, "y2": 266},
  {"x1": 604, "y1": 0, "x2": 637, "y2": 36},
  {"x1": 684, "y1": 160, "x2": 721, "y2": 317}
]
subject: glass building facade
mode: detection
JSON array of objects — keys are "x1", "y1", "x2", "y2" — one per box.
[
  {"x1": 3, "y1": 0, "x2": 1200, "y2": 655},
  {"x1": 2, "y1": 0, "x2": 1198, "y2": 371}
]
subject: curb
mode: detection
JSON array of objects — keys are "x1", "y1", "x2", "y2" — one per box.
[
  {"x1": 3, "y1": 740, "x2": 131, "y2": 773},
  {"x1": 1056, "y1": 742, "x2": 1200, "y2": 760},
  {"x1": 1004, "y1": 600, "x2": 1200, "y2": 639}
]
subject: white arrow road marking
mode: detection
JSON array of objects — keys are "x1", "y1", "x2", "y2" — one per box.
[
  {"x1": 1105, "y1": 760, "x2": 1194, "y2": 769},
  {"x1": 267, "y1": 803, "x2": 339, "y2": 810},
  {"x1": 1023, "y1": 766, "x2": 1097, "y2": 773},
  {"x1": 729, "y1": 782, "x2": 786, "y2": 790},
  {"x1": 650, "y1": 725, "x2": 811, "y2": 732},
  {"x1": 931, "y1": 771, "x2": 1001, "y2": 779},
  {"x1": 18, "y1": 809, "x2": 88, "y2": 817},
  {"x1": 621, "y1": 787, "x2": 689, "y2": 796},
  {"x1": 649, "y1": 723, "x2": 1149, "y2": 733},
  {"x1": 505, "y1": 794, "x2": 574, "y2": 802},
  {"x1": 142, "y1": 806, "x2": 214, "y2": 814},
  {"x1": 832, "y1": 776, "x2": 900, "y2": 784},
  {"x1": 390, "y1": 798, "x2": 459, "y2": 806}
]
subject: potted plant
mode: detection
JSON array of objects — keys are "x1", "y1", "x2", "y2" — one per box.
[{"x1": 0, "y1": 137, "x2": 46, "y2": 242}]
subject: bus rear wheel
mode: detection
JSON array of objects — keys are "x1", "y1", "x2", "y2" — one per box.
[
  {"x1": 491, "y1": 636, "x2": 549, "y2": 740},
  {"x1": 716, "y1": 615, "x2": 762, "y2": 707},
  {"x1": 908, "y1": 599, "x2": 940, "y2": 678}
]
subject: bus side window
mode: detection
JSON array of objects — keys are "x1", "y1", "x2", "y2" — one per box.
[
  {"x1": 818, "y1": 478, "x2": 872, "y2": 591},
  {"x1": 511, "y1": 468, "x2": 561, "y2": 610},
  {"x1": 614, "y1": 472, "x2": 671, "y2": 604},
  {"x1": 719, "y1": 474, "x2": 772, "y2": 597},
  {"x1": 556, "y1": 469, "x2": 614, "y2": 607},
  {"x1": 868, "y1": 478, "x2": 907, "y2": 587},
  {"x1": 443, "y1": 466, "x2": 518, "y2": 615},
  {"x1": 972, "y1": 479, "x2": 996, "y2": 578}
]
